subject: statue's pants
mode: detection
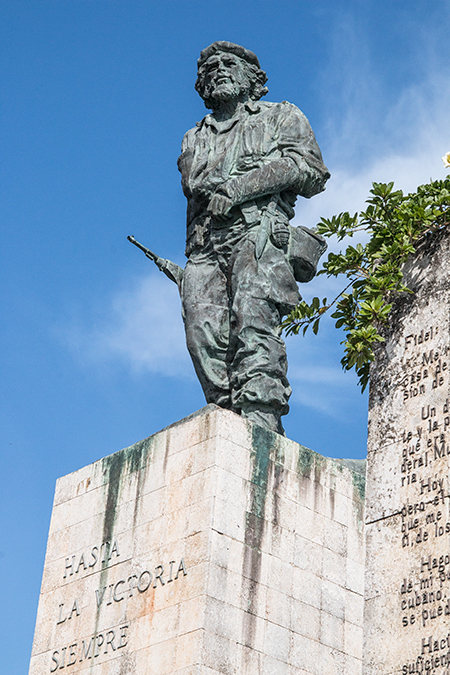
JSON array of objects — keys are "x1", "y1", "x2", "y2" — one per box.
[{"x1": 181, "y1": 218, "x2": 301, "y2": 422}]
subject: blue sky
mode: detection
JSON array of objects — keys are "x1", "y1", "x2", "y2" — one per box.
[{"x1": 2, "y1": 0, "x2": 450, "y2": 670}]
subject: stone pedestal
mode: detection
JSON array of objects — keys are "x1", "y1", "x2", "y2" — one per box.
[
  {"x1": 365, "y1": 228, "x2": 450, "y2": 674},
  {"x1": 29, "y1": 404, "x2": 365, "y2": 675}
]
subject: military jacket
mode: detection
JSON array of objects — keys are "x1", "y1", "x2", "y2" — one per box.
[{"x1": 178, "y1": 100, "x2": 329, "y2": 256}]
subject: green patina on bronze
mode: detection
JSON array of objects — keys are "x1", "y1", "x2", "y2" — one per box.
[{"x1": 130, "y1": 40, "x2": 329, "y2": 436}]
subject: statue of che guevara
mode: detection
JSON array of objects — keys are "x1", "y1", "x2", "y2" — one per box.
[{"x1": 130, "y1": 41, "x2": 330, "y2": 434}]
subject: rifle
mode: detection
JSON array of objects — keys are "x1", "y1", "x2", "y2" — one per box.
[{"x1": 127, "y1": 235, "x2": 184, "y2": 288}]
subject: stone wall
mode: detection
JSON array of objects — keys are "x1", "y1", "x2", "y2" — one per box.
[
  {"x1": 365, "y1": 227, "x2": 450, "y2": 675},
  {"x1": 29, "y1": 405, "x2": 365, "y2": 675}
]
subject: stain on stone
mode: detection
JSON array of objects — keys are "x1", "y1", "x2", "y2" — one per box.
[
  {"x1": 101, "y1": 440, "x2": 146, "y2": 548},
  {"x1": 244, "y1": 512, "x2": 265, "y2": 551},
  {"x1": 351, "y1": 470, "x2": 366, "y2": 502},
  {"x1": 118, "y1": 652, "x2": 137, "y2": 675},
  {"x1": 336, "y1": 458, "x2": 366, "y2": 476},
  {"x1": 329, "y1": 487, "x2": 335, "y2": 521},
  {"x1": 200, "y1": 409, "x2": 211, "y2": 444},
  {"x1": 313, "y1": 470, "x2": 323, "y2": 512},
  {"x1": 272, "y1": 462, "x2": 284, "y2": 528},
  {"x1": 314, "y1": 457, "x2": 325, "y2": 489},
  {"x1": 333, "y1": 459, "x2": 366, "y2": 526},
  {"x1": 132, "y1": 461, "x2": 145, "y2": 529},
  {"x1": 102, "y1": 452, "x2": 124, "y2": 549},
  {"x1": 297, "y1": 444, "x2": 315, "y2": 477},
  {"x1": 296, "y1": 446, "x2": 326, "y2": 512},
  {"x1": 163, "y1": 430, "x2": 170, "y2": 475},
  {"x1": 241, "y1": 424, "x2": 276, "y2": 648},
  {"x1": 335, "y1": 458, "x2": 366, "y2": 503},
  {"x1": 91, "y1": 436, "x2": 152, "y2": 637},
  {"x1": 274, "y1": 435, "x2": 285, "y2": 466},
  {"x1": 249, "y1": 426, "x2": 272, "y2": 497}
]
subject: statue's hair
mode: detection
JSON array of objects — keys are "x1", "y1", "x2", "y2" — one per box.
[{"x1": 195, "y1": 41, "x2": 268, "y2": 107}]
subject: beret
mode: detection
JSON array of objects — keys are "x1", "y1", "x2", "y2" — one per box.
[{"x1": 198, "y1": 41, "x2": 261, "y2": 70}]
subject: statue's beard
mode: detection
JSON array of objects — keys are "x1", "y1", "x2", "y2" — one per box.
[
  {"x1": 208, "y1": 81, "x2": 240, "y2": 102},
  {"x1": 204, "y1": 79, "x2": 249, "y2": 108}
]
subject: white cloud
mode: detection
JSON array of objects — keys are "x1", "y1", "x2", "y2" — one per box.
[
  {"x1": 65, "y1": 273, "x2": 193, "y2": 378},
  {"x1": 296, "y1": 13, "x2": 450, "y2": 230},
  {"x1": 296, "y1": 98, "x2": 450, "y2": 231}
]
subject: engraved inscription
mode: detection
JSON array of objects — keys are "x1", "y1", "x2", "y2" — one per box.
[
  {"x1": 379, "y1": 300, "x2": 450, "y2": 670},
  {"x1": 50, "y1": 550, "x2": 188, "y2": 671},
  {"x1": 365, "y1": 244, "x2": 450, "y2": 675},
  {"x1": 94, "y1": 558, "x2": 187, "y2": 608},
  {"x1": 63, "y1": 540, "x2": 120, "y2": 579},
  {"x1": 57, "y1": 600, "x2": 81, "y2": 625},
  {"x1": 50, "y1": 623, "x2": 129, "y2": 671}
]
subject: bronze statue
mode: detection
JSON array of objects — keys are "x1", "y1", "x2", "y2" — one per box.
[{"x1": 130, "y1": 41, "x2": 329, "y2": 434}]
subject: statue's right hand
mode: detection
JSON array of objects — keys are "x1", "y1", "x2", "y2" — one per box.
[{"x1": 208, "y1": 193, "x2": 233, "y2": 219}]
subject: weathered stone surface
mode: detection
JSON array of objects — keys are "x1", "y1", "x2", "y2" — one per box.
[
  {"x1": 365, "y1": 228, "x2": 450, "y2": 675},
  {"x1": 30, "y1": 405, "x2": 365, "y2": 675}
]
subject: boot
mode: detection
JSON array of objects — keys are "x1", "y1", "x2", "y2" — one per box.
[{"x1": 240, "y1": 408, "x2": 285, "y2": 436}]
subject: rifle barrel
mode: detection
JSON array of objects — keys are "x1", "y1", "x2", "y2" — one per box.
[
  {"x1": 127, "y1": 234, "x2": 183, "y2": 288},
  {"x1": 127, "y1": 235, "x2": 157, "y2": 260}
]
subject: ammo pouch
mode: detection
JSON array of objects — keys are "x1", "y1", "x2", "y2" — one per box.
[{"x1": 287, "y1": 225, "x2": 327, "y2": 283}]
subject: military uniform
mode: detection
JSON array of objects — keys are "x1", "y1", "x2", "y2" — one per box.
[{"x1": 178, "y1": 99, "x2": 329, "y2": 432}]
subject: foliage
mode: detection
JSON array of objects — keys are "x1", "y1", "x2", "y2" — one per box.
[{"x1": 282, "y1": 178, "x2": 450, "y2": 391}]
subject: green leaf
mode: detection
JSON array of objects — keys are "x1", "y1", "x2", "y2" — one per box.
[{"x1": 280, "y1": 176, "x2": 450, "y2": 391}]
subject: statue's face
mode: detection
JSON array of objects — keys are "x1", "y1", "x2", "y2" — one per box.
[{"x1": 201, "y1": 52, "x2": 251, "y2": 104}]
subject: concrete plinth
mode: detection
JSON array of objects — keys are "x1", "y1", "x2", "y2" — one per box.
[{"x1": 29, "y1": 405, "x2": 365, "y2": 675}]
